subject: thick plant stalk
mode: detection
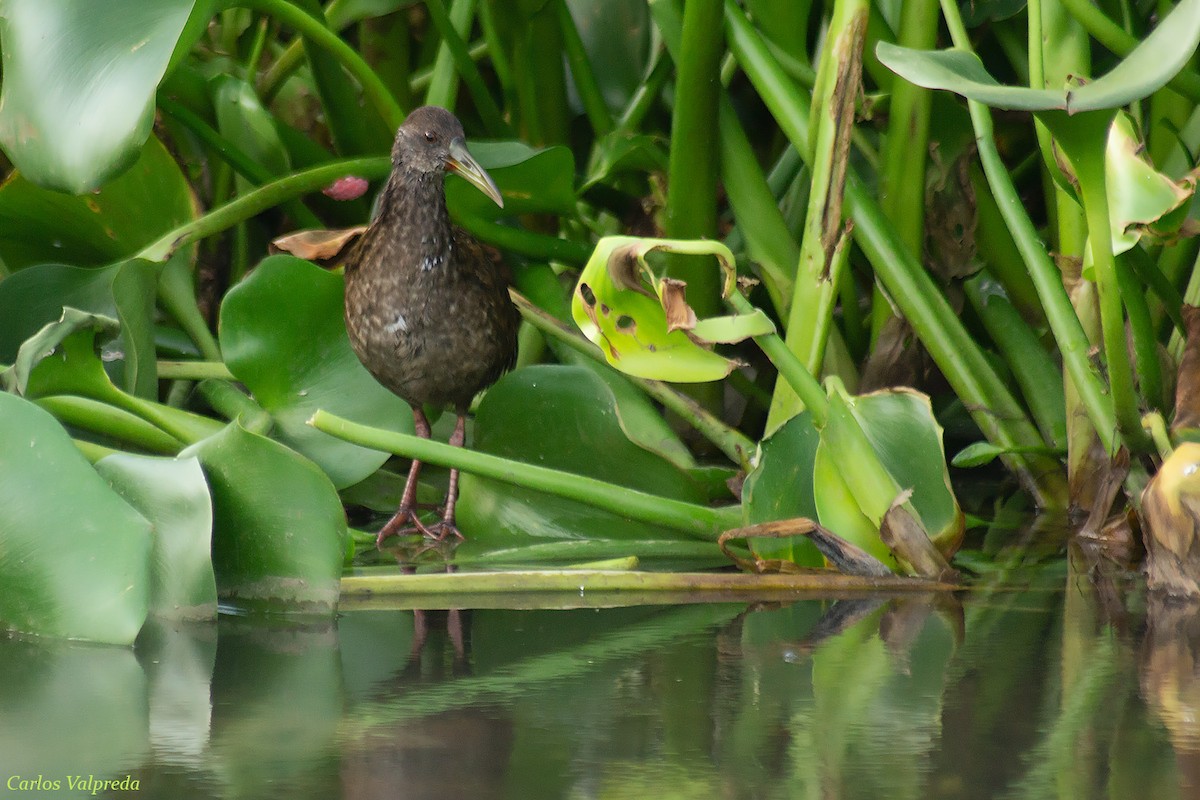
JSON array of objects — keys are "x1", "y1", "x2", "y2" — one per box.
[
  {"x1": 310, "y1": 410, "x2": 738, "y2": 540},
  {"x1": 765, "y1": 0, "x2": 866, "y2": 433},
  {"x1": 725, "y1": 0, "x2": 1067, "y2": 506}
]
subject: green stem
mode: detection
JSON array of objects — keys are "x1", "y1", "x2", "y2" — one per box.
[
  {"x1": 424, "y1": 0, "x2": 475, "y2": 109},
  {"x1": 727, "y1": 291, "x2": 829, "y2": 427},
  {"x1": 36, "y1": 395, "x2": 183, "y2": 454},
  {"x1": 137, "y1": 157, "x2": 391, "y2": 261},
  {"x1": 157, "y1": 360, "x2": 236, "y2": 381},
  {"x1": 939, "y1": 2, "x2": 1118, "y2": 457},
  {"x1": 424, "y1": 0, "x2": 512, "y2": 136},
  {"x1": 456, "y1": 217, "x2": 592, "y2": 265},
  {"x1": 238, "y1": 0, "x2": 406, "y2": 130},
  {"x1": 309, "y1": 410, "x2": 736, "y2": 539},
  {"x1": 509, "y1": 290, "x2": 757, "y2": 467}
]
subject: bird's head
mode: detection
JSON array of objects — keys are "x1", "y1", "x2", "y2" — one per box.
[{"x1": 393, "y1": 106, "x2": 504, "y2": 208}]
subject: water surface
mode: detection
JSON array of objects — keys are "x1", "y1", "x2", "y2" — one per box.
[{"x1": 1, "y1": 554, "x2": 1193, "y2": 799}]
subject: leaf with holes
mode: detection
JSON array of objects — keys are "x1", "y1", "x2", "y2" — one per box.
[{"x1": 571, "y1": 236, "x2": 774, "y2": 381}]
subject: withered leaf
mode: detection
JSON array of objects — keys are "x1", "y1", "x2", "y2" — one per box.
[{"x1": 271, "y1": 226, "x2": 368, "y2": 262}]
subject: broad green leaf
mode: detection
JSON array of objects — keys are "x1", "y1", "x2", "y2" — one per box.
[
  {"x1": 212, "y1": 75, "x2": 292, "y2": 182},
  {"x1": 183, "y1": 423, "x2": 345, "y2": 611},
  {"x1": 0, "y1": 135, "x2": 198, "y2": 271},
  {"x1": 456, "y1": 365, "x2": 709, "y2": 549},
  {"x1": 813, "y1": 437, "x2": 896, "y2": 566},
  {"x1": 843, "y1": 388, "x2": 965, "y2": 554},
  {"x1": 19, "y1": 325, "x2": 223, "y2": 447},
  {"x1": 95, "y1": 454, "x2": 217, "y2": 621},
  {"x1": 0, "y1": 307, "x2": 118, "y2": 396},
  {"x1": 877, "y1": 0, "x2": 1200, "y2": 113},
  {"x1": 219, "y1": 255, "x2": 413, "y2": 488},
  {"x1": 0, "y1": 392, "x2": 150, "y2": 644},
  {"x1": 741, "y1": 411, "x2": 825, "y2": 567},
  {"x1": 572, "y1": 236, "x2": 771, "y2": 381},
  {"x1": 447, "y1": 142, "x2": 577, "y2": 220},
  {"x1": 0, "y1": 0, "x2": 195, "y2": 192},
  {"x1": 0, "y1": 260, "x2": 159, "y2": 397}
]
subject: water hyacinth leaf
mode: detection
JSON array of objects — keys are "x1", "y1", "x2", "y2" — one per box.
[
  {"x1": 572, "y1": 236, "x2": 769, "y2": 381},
  {"x1": 813, "y1": 439, "x2": 897, "y2": 567},
  {"x1": 211, "y1": 75, "x2": 292, "y2": 182},
  {"x1": 0, "y1": 392, "x2": 151, "y2": 644},
  {"x1": 1107, "y1": 112, "x2": 1194, "y2": 254},
  {"x1": 0, "y1": 308, "x2": 118, "y2": 396},
  {"x1": 219, "y1": 255, "x2": 413, "y2": 489},
  {"x1": 446, "y1": 142, "x2": 577, "y2": 220},
  {"x1": 0, "y1": 136, "x2": 197, "y2": 272},
  {"x1": 0, "y1": 0, "x2": 195, "y2": 193},
  {"x1": 877, "y1": 0, "x2": 1200, "y2": 113},
  {"x1": 741, "y1": 410, "x2": 825, "y2": 567},
  {"x1": 0, "y1": 260, "x2": 159, "y2": 397},
  {"x1": 95, "y1": 454, "x2": 217, "y2": 621},
  {"x1": 847, "y1": 388, "x2": 965, "y2": 555},
  {"x1": 183, "y1": 422, "x2": 345, "y2": 611},
  {"x1": 456, "y1": 364, "x2": 709, "y2": 549}
]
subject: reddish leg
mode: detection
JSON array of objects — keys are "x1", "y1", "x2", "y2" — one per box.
[
  {"x1": 377, "y1": 406, "x2": 434, "y2": 545},
  {"x1": 424, "y1": 411, "x2": 467, "y2": 541}
]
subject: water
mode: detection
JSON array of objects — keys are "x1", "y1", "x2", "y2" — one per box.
[{"x1": 0, "y1": 553, "x2": 1193, "y2": 799}]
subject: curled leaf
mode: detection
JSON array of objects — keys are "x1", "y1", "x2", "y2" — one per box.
[{"x1": 271, "y1": 226, "x2": 368, "y2": 263}]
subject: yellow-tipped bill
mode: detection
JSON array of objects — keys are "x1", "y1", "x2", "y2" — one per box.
[{"x1": 447, "y1": 139, "x2": 504, "y2": 208}]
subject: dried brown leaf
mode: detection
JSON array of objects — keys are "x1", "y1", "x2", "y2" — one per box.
[{"x1": 271, "y1": 226, "x2": 368, "y2": 262}]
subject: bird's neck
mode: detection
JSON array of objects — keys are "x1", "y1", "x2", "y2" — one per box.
[{"x1": 369, "y1": 165, "x2": 454, "y2": 271}]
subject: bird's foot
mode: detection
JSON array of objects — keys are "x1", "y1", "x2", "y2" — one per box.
[
  {"x1": 421, "y1": 519, "x2": 465, "y2": 542},
  {"x1": 376, "y1": 506, "x2": 430, "y2": 546}
]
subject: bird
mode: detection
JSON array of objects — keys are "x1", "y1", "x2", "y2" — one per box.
[{"x1": 342, "y1": 106, "x2": 520, "y2": 544}]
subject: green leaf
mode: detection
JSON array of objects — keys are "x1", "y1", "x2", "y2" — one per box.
[
  {"x1": 0, "y1": 308, "x2": 118, "y2": 396},
  {"x1": 0, "y1": 135, "x2": 198, "y2": 271},
  {"x1": 456, "y1": 365, "x2": 710, "y2": 549},
  {"x1": 211, "y1": 75, "x2": 292, "y2": 181},
  {"x1": 877, "y1": 0, "x2": 1200, "y2": 113},
  {"x1": 572, "y1": 236, "x2": 763, "y2": 381},
  {"x1": 741, "y1": 411, "x2": 825, "y2": 567},
  {"x1": 183, "y1": 423, "x2": 345, "y2": 612},
  {"x1": 1106, "y1": 112, "x2": 1194, "y2": 253},
  {"x1": 951, "y1": 441, "x2": 1006, "y2": 468},
  {"x1": 565, "y1": 0, "x2": 651, "y2": 112},
  {"x1": 0, "y1": 392, "x2": 150, "y2": 644},
  {"x1": 0, "y1": 259, "x2": 159, "y2": 398},
  {"x1": 219, "y1": 255, "x2": 414, "y2": 488},
  {"x1": 447, "y1": 142, "x2": 577, "y2": 220},
  {"x1": 95, "y1": 454, "x2": 217, "y2": 621},
  {"x1": 0, "y1": 0, "x2": 196, "y2": 192},
  {"x1": 844, "y1": 388, "x2": 965, "y2": 553}
]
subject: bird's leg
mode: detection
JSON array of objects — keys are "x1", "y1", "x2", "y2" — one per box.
[
  {"x1": 377, "y1": 406, "x2": 435, "y2": 545},
  {"x1": 425, "y1": 411, "x2": 467, "y2": 541}
]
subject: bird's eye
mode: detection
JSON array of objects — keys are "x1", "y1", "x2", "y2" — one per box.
[{"x1": 424, "y1": 131, "x2": 438, "y2": 143}]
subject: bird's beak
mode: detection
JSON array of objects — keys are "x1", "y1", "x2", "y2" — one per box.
[{"x1": 447, "y1": 139, "x2": 504, "y2": 209}]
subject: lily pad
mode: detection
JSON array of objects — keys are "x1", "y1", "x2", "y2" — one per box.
[
  {"x1": 0, "y1": 0, "x2": 195, "y2": 192},
  {"x1": 219, "y1": 255, "x2": 414, "y2": 488},
  {"x1": 0, "y1": 392, "x2": 151, "y2": 644},
  {"x1": 183, "y1": 422, "x2": 345, "y2": 612},
  {"x1": 95, "y1": 454, "x2": 217, "y2": 621}
]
